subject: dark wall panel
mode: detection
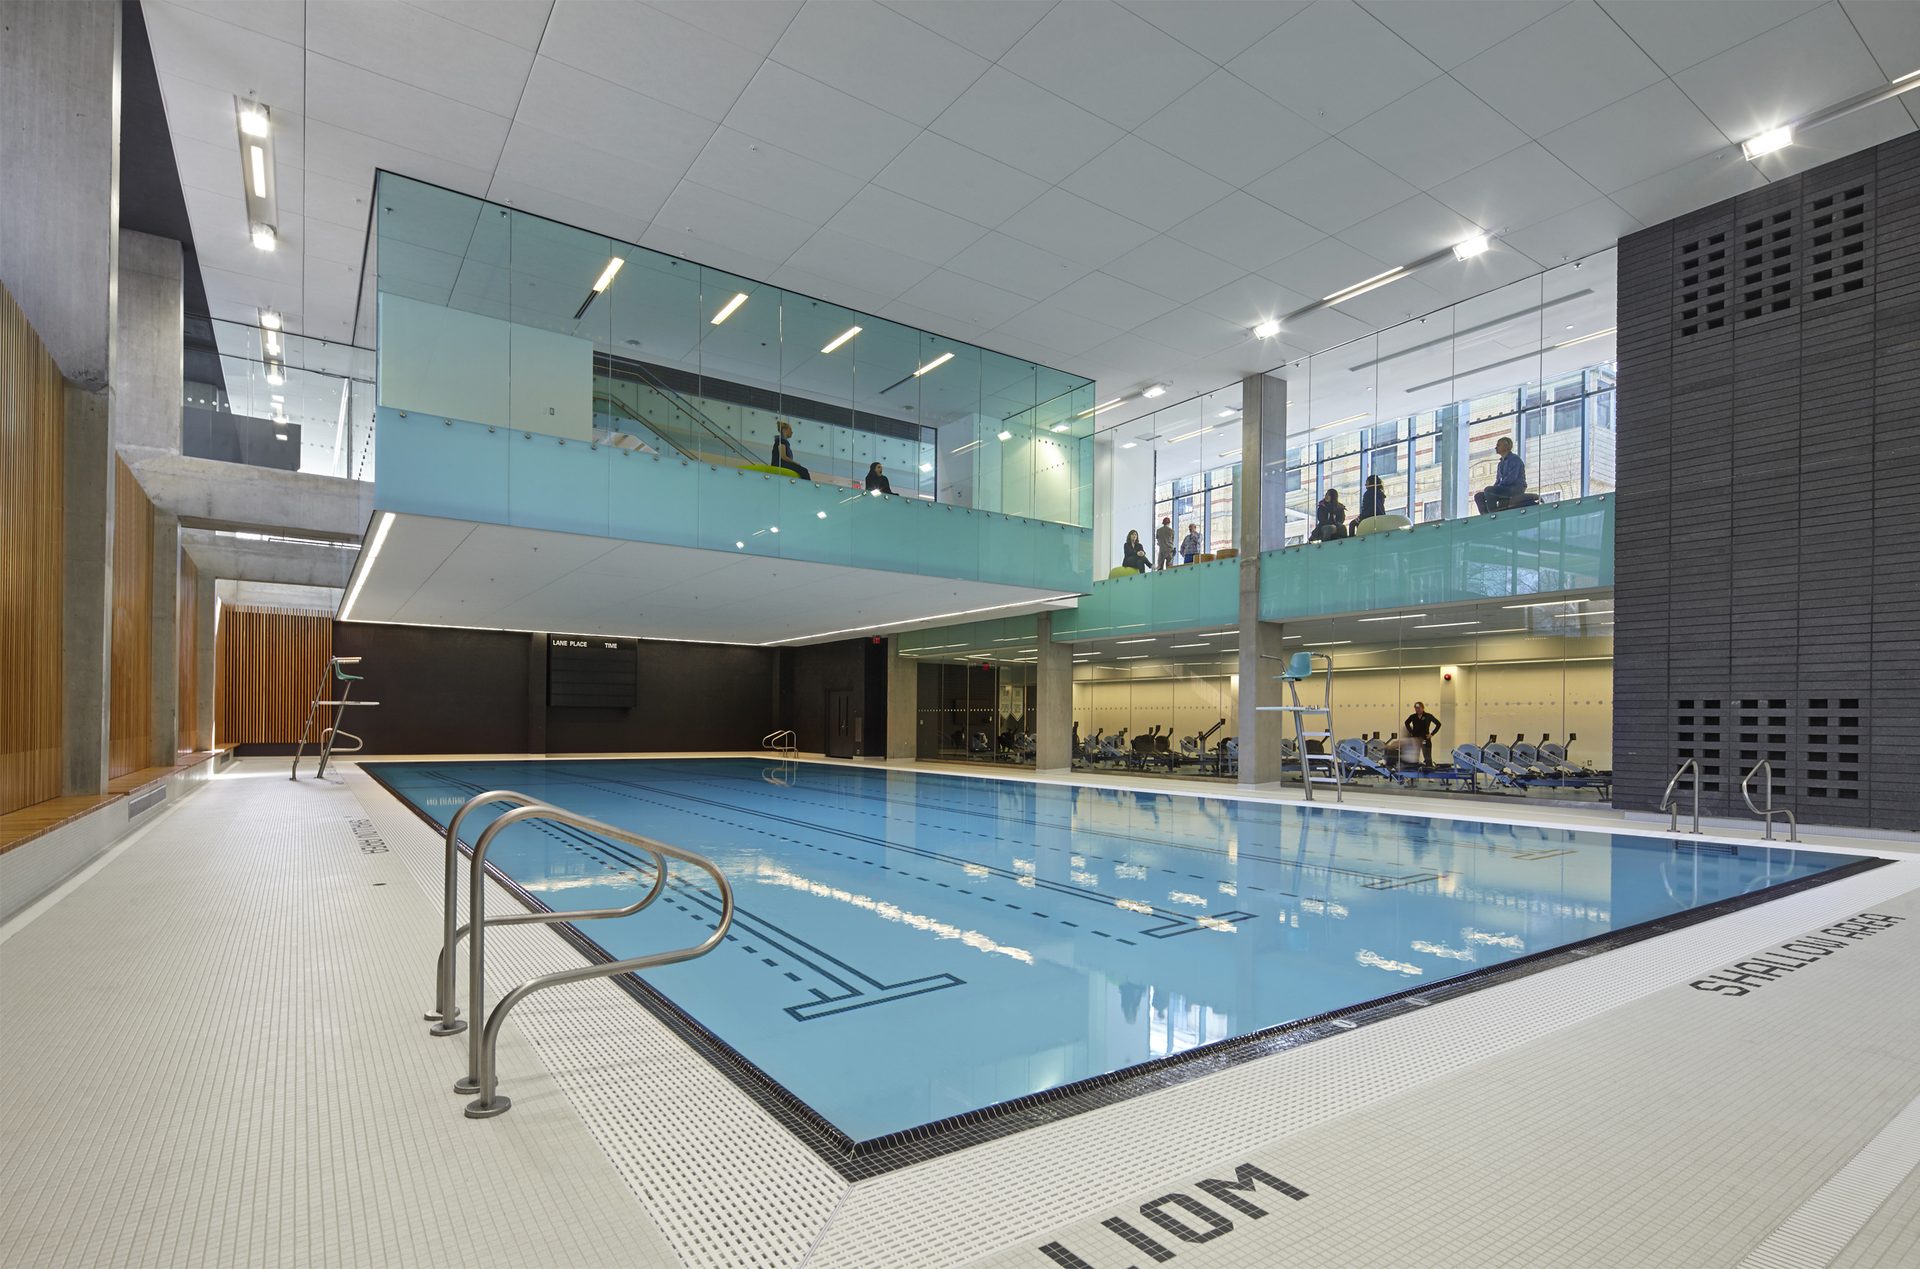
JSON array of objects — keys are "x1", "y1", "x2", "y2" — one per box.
[
  {"x1": 1615, "y1": 131, "x2": 1920, "y2": 829},
  {"x1": 780, "y1": 640, "x2": 870, "y2": 755},
  {"x1": 332, "y1": 624, "x2": 532, "y2": 754},
  {"x1": 546, "y1": 642, "x2": 778, "y2": 754}
]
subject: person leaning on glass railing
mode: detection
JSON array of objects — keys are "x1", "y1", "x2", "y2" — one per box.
[
  {"x1": 1308, "y1": 488, "x2": 1348, "y2": 541},
  {"x1": 864, "y1": 461, "x2": 893, "y2": 495},
  {"x1": 1474, "y1": 436, "x2": 1527, "y2": 513},
  {"x1": 771, "y1": 419, "x2": 811, "y2": 481},
  {"x1": 1179, "y1": 523, "x2": 1201, "y2": 564}
]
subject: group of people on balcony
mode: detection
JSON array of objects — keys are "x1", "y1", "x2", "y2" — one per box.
[
  {"x1": 769, "y1": 417, "x2": 895, "y2": 495},
  {"x1": 1306, "y1": 439, "x2": 1533, "y2": 542},
  {"x1": 1121, "y1": 518, "x2": 1206, "y2": 572}
]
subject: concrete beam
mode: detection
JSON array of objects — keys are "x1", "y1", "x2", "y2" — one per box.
[
  {"x1": 0, "y1": 0, "x2": 120, "y2": 389},
  {"x1": 114, "y1": 230, "x2": 184, "y2": 459},
  {"x1": 182, "y1": 528, "x2": 358, "y2": 590},
  {"x1": 126, "y1": 452, "x2": 375, "y2": 541}
]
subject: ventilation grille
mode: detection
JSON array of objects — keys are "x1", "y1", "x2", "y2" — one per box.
[
  {"x1": 1735, "y1": 207, "x2": 1795, "y2": 324},
  {"x1": 1675, "y1": 227, "x2": 1730, "y2": 340},
  {"x1": 128, "y1": 785, "x2": 168, "y2": 816},
  {"x1": 1803, "y1": 179, "x2": 1872, "y2": 307},
  {"x1": 1674, "y1": 698, "x2": 1724, "y2": 793},
  {"x1": 1801, "y1": 697, "x2": 1865, "y2": 802},
  {"x1": 1735, "y1": 698, "x2": 1790, "y2": 802}
]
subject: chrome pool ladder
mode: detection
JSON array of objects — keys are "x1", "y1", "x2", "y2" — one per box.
[
  {"x1": 425, "y1": 791, "x2": 734, "y2": 1118},
  {"x1": 762, "y1": 728, "x2": 797, "y2": 757},
  {"x1": 1741, "y1": 759, "x2": 1799, "y2": 842},
  {"x1": 1660, "y1": 758, "x2": 1701, "y2": 834}
]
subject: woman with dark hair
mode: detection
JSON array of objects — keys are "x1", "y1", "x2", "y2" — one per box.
[
  {"x1": 1358, "y1": 474, "x2": 1386, "y2": 523},
  {"x1": 1309, "y1": 488, "x2": 1348, "y2": 542},
  {"x1": 865, "y1": 461, "x2": 893, "y2": 495},
  {"x1": 1121, "y1": 530, "x2": 1151, "y2": 572}
]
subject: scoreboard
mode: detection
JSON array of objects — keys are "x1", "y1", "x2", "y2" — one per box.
[{"x1": 547, "y1": 634, "x2": 637, "y2": 708}]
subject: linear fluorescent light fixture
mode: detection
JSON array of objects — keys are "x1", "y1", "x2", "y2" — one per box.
[
  {"x1": 1051, "y1": 422, "x2": 1071, "y2": 432},
  {"x1": 1358, "y1": 612, "x2": 1427, "y2": 622},
  {"x1": 249, "y1": 144, "x2": 268, "y2": 198},
  {"x1": 821, "y1": 325, "x2": 861, "y2": 354},
  {"x1": 572, "y1": 256, "x2": 627, "y2": 319},
  {"x1": 914, "y1": 351, "x2": 954, "y2": 376},
  {"x1": 710, "y1": 292, "x2": 749, "y2": 325},
  {"x1": 1167, "y1": 426, "x2": 1210, "y2": 443},
  {"x1": 1253, "y1": 319, "x2": 1281, "y2": 339},
  {"x1": 236, "y1": 98, "x2": 278, "y2": 252},
  {"x1": 338, "y1": 511, "x2": 395, "y2": 623},
  {"x1": 1120, "y1": 441, "x2": 1137, "y2": 449},
  {"x1": 1555, "y1": 326, "x2": 1616, "y2": 350},
  {"x1": 1452, "y1": 234, "x2": 1490, "y2": 261},
  {"x1": 1324, "y1": 411, "x2": 1369, "y2": 427},
  {"x1": 1325, "y1": 267, "x2": 1406, "y2": 305},
  {"x1": 950, "y1": 439, "x2": 982, "y2": 455},
  {"x1": 1741, "y1": 126, "x2": 1793, "y2": 160},
  {"x1": 1413, "y1": 620, "x2": 1479, "y2": 629}
]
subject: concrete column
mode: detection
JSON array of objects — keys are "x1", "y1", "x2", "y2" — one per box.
[
  {"x1": 114, "y1": 230, "x2": 185, "y2": 459},
  {"x1": 1033, "y1": 613, "x2": 1073, "y2": 772},
  {"x1": 194, "y1": 571, "x2": 217, "y2": 751},
  {"x1": 0, "y1": 0, "x2": 120, "y2": 389},
  {"x1": 885, "y1": 636, "x2": 916, "y2": 760},
  {"x1": 63, "y1": 387, "x2": 115, "y2": 794},
  {"x1": 149, "y1": 510, "x2": 181, "y2": 765},
  {"x1": 1237, "y1": 372, "x2": 1289, "y2": 786}
]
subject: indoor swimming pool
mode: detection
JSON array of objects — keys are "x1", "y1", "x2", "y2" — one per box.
[{"x1": 366, "y1": 758, "x2": 1876, "y2": 1149}]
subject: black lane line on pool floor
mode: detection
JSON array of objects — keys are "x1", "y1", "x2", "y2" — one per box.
[{"x1": 364, "y1": 762, "x2": 1890, "y2": 1182}]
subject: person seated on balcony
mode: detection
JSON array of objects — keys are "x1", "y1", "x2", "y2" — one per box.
[
  {"x1": 1474, "y1": 437, "x2": 1527, "y2": 513},
  {"x1": 1121, "y1": 530, "x2": 1152, "y2": 573},
  {"x1": 864, "y1": 462, "x2": 893, "y2": 495},
  {"x1": 1358, "y1": 474, "x2": 1387, "y2": 523},
  {"x1": 771, "y1": 419, "x2": 811, "y2": 480},
  {"x1": 1179, "y1": 523, "x2": 1201, "y2": 564},
  {"x1": 1308, "y1": 488, "x2": 1348, "y2": 541}
]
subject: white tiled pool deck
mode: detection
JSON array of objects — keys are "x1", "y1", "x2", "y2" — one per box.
[{"x1": 3, "y1": 754, "x2": 1917, "y2": 1268}]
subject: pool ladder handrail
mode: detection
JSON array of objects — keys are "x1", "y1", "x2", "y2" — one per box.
[
  {"x1": 1660, "y1": 758, "x2": 1701, "y2": 835},
  {"x1": 427, "y1": 792, "x2": 734, "y2": 1118},
  {"x1": 1741, "y1": 759, "x2": 1799, "y2": 842},
  {"x1": 762, "y1": 728, "x2": 797, "y2": 757}
]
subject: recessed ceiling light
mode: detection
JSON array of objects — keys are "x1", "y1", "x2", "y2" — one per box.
[
  {"x1": 1116, "y1": 654, "x2": 1150, "y2": 661},
  {"x1": 821, "y1": 325, "x2": 861, "y2": 354},
  {"x1": 1452, "y1": 234, "x2": 1490, "y2": 261},
  {"x1": 1121, "y1": 441, "x2": 1137, "y2": 449},
  {"x1": 918, "y1": 461, "x2": 933, "y2": 472},
  {"x1": 591, "y1": 258, "x2": 625, "y2": 292},
  {"x1": 251, "y1": 224, "x2": 277, "y2": 251},
  {"x1": 1167, "y1": 426, "x2": 1210, "y2": 443},
  {"x1": 997, "y1": 429, "x2": 1013, "y2": 441},
  {"x1": 815, "y1": 510, "x2": 827, "y2": 519},
  {"x1": 1358, "y1": 613, "x2": 1427, "y2": 622},
  {"x1": 710, "y1": 292, "x2": 749, "y2": 324},
  {"x1": 1253, "y1": 319, "x2": 1281, "y2": 339},
  {"x1": 735, "y1": 541, "x2": 745, "y2": 549},
  {"x1": 1115, "y1": 638, "x2": 1156, "y2": 645},
  {"x1": 274, "y1": 430, "x2": 289, "y2": 441},
  {"x1": 265, "y1": 371, "x2": 284, "y2": 386},
  {"x1": 1742, "y1": 126, "x2": 1793, "y2": 160},
  {"x1": 259, "y1": 310, "x2": 282, "y2": 330},
  {"x1": 1413, "y1": 620, "x2": 1479, "y2": 629},
  {"x1": 1051, "y1": 422, "x2": 1070, "y2": 432},
  {"x1": 1142, "y1": 383, "x2": 1168, "y2": 399},
  {"x1": 914, "y1": 351, "x2": 954, "y2": 376},
  {"x1": 1217, "y1": 409, "x2": 1238, "y2": 418},
  {"x1": 238, "y1": 103, "x2": 270, "y2": 137}
]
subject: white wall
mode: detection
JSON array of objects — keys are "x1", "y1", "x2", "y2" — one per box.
[
  {"x1": 379, "y1": 293, "x2": 592, "y2": 440},
  {"x1": 1100, "y1": 435, "x2": 1157, "y2": 572}
]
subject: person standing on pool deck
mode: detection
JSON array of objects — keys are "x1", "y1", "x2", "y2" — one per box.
[
  {"x1": 771, "y1": 419, "x2": 811, "y2": 481},
  {"x1": 1405, "y1": 702, "x2": 1442, "y2": 769},
  {"x1": 1154, "y1": 516, "x2": 1176, "y2": 571}
]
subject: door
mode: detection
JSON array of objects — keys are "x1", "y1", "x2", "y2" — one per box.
[{"x1": 825, "y1": 689, "x2": 856, "y2": 758}]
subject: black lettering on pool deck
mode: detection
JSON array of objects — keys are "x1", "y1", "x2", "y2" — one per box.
[
  {"x1": 1690, "y1": 911, "x2": 1905, "y2": 997},
  {"x1": 1035, "y1": 1163, "x2": 1307, "y2": 1264}
]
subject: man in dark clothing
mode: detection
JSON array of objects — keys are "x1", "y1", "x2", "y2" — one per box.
[
  {"x1": 1405, "y1": 702, "x2": 1441, "y2": 769},
  {"x1": 1474, "y1": 437, "x2": 1525, "y2": 512}
]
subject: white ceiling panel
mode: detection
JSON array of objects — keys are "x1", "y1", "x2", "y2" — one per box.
[
  {"x1": 820, "y1": 186, "x2": 987, "y2": 267},
  {"x1": 892, "y1": 270, "x2": 1033, "y2": 330},
  {"x1": 942, "y1": 232, "x2": 1087, "y2": 302},
  {"x1": 1060, "y1": 136, "x2": 1234, "y2": 232},
  {"x1": 998, "y1": 188, "x2": 1157, "y2": 269},
  {"x1": 1227, "y1": 1, "x2": 1439, "y2": 133},
  {"x1": 1120, "y1": 1, "x2": 1306, "y2": 63},
  {"x1": 1133, "y1": 70, "x2": 1326, "y2": 185},
  {"x1": 1046, "y1": 272, "x2": 1178, "y2": 331},
  {"x1": 304, "y1": 170, "x2": 374, "y2": 232},
  {"x1": 880, "y1": 0, "x2": 1052, "y2": 61},
  {"x1": 1453, "y1": 2, "x2": 1664, "y2": 138},
  {"x1": 1101, "y1": 238, "x2": 1246, "y2": 305},
  {"x1": 491, "y1": 122, "x2": 677, "y2": 233},
  {"x1": 1130, "y1": 306, "x2": 1250, "y2": 358},
  {"x1": 1596, "y1": 0, "x2": 1821, "y2": 75},
  {"x1": 1749, "y1": 98, "x2": 1918, "y2": 180},
  {"x1": 1336, "y1": 77, "x2": 1531, "y2": 190},
  {"x1": 1428, "y1": 144, "x2": 1602, "y2": 236},
  {"x1": 304, "y1": 54, "x2": 512, "y2": 173},
  {"x1": 998, "y1": 1, "x2": 1214, "y2": 131},
  {"x1": 302, "y1": 118, "x2": 492, "y2": 197},
  {"x1": 1500, "y1": 197, "x2": 1643, "y2": 268},
  {"x1": 540, "y1": 1, "x2": 764, "y2": 122},
  {"x1": 1166, "y1": 192, "x2": 1321, "y2": 272},
  {"x1": 783, "y1": 228, "x2": 935, "y2": 299},
  {"x1": 1262, "y1": 238, "x2": 1396, "y2": 303},
  {"x1": 769, "y1": 0, "x2": 988, "y2": 126},
  {"x1": 1246, "y1": 139, "x2": 1420, "y2": 235},
  {"x1": 305, "y1": 1, "x2": 535, "y2": 116},
  {"x1": 407, "y1": 1, "x2": 556, "y2": 50},
  {"x1": 927, "y1": 65, "x2": 1124, "y2": 181},
  {"x1": 872, "y1": 132, "x2": 1049, "y2": 229},
  {"x1": 683, "y1": 127, "x2": 862, "y2": 226},
  {"x1": 1672, "y1": 3, "x2": 1885, "y2": 142},
  {"x1": 1537, "y1": 80, "x2": 1730, "y2": 193},
  {"x1": 767, "y1": 263, "x2": 896, "y2": 321},
  {"x1": 154, "y1": 71, "x2": 264, "y2": 148},
  {"x1": 646, "y1": 1, "x2": 803, "y2": 57},
  {"x1": 992, "y1": 302, "x2": 1125, "y2": 357},
  {"x1": 1316, "y1": 273, "x2": 1448, "y2": 329},
  {"x1": 1190, "y1": 273, "x2": 1313, "y2": 328},
  {"x1": 1357, "y1": 1, "x2": 1564, "y2": 71},
  {"x1": 513, "y1": 57, "x2": 717, "y2": 175},
  {"x1": 1607, "y1": 148, "x2": 1770, "y2": 226},
  {"x1": 1415, "y1": 242, "x2": 1548, "y2": 306},
  {"x1": 649, "y1": 180, "x2": 817, "y2": 262},
  {"x1": 1842, "y1": 1, "x2": 1920, "y2": 81},
  {"x1": 720, "y1": 60, "x2": 921, "y2": 181},
  {"x1": 144, "y1": 1, "x2": 305, "y2": 96}
]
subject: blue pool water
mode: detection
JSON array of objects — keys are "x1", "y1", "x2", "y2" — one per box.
[{"x1": 369, "y1": 758, "x2": 1868, "y2": 1142}]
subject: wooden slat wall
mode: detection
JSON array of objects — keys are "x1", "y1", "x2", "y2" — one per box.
[
  {"x1": 108, "y1": 458, "x2": 155, "y2": 779},
  {"x1": 0, "y1": 282, "x2": 67, "y2": 815},
  {"x1": 216, "y1": 607, "x2": 332, "y2": 744},
  {"x1": 177, "y1": 552, "x2": 198, "y2": 752}
]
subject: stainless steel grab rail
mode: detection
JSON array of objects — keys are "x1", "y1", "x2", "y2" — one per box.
[
  {"x1": 426, "y1": 790, "x2": 668, "y2": 1035},
  {"x1": 761, "y1": 728, "x2": 796, "y2": 757},
  {"x1": 1660, "y1": 758, "x2": 1701, "y2": 834},
  {"x1": 1741, "y1": 759, "x2": 1799, "y2": 842},
  {"x1": 456, "y1": 802, "x2": 733, "y2": 1118}
]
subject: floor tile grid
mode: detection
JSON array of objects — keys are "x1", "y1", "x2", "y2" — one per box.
[
  {"x1": 344, "y1": 763, "x2": 848, "y2": 1269},
  {"x1": 1741, "y1": 1091, "x2": 1920, "y2": 1268},
  {"x1": 0, "y1": 767, "x2": 677, "y2": 1269},
  {"x1": 1827, "y1": 1154, "x2": 1920, "y2": 1268},
  {"x1": 962, "y1": 887, "x2": 1920, "y2": 1269},
  {"x1": 802, "y1": 860, "x2": 1920, "y2": 1267}
]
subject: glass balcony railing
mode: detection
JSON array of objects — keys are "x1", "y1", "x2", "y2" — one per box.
[{"x1": 182, "y1": 318, "x2": 375, "y2": 481}]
